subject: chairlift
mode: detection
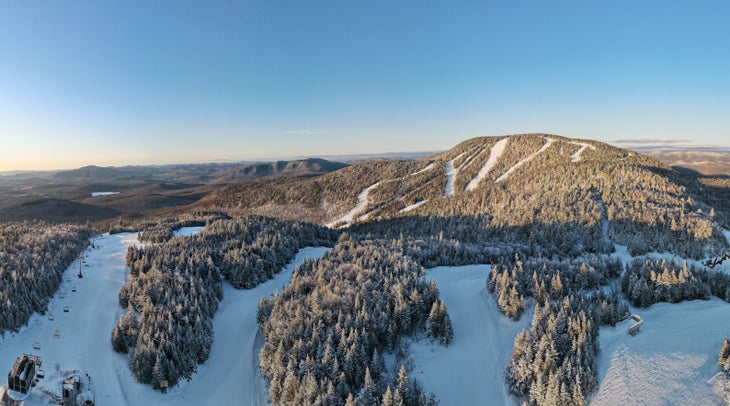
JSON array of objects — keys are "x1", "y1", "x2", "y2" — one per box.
[
  {"x1": 53, "y1": 329, "x2": 61, "y2": 338},
  {"x1": 63, "y1": 305, "x2": 69, "y2": 312},
  {"x1": 33, "y1": 339, "x2": 41, "y2": 350},
  {"x1": 71, "y1": 286, "x2": 77, "y2": 292},
  {"x1": 48, "y1": 313, "x2": 55, "y2": 321}
]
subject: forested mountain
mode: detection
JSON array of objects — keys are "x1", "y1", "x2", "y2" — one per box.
[
  {"x1": 0, "y1": 221, "x2": 92, "y2": 334},
  {"x1": 4, "y1": 133, "x2": 730, "y2": 405},
  {"x1": 203, "y1": 134, "x2": 728, "y2": 260}
]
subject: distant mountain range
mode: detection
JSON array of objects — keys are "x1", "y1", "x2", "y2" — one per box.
[
  {"x1": 643, "y1": 149, "x2": 730, "y2": 177},
  {"x1": 1, "y1": 135, "x2": 729, "y2": 248},
  {"x1": 0, "y1": 158, "x2": 349, "y2": 223}
]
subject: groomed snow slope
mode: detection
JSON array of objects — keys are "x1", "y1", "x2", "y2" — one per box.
[
  {"x1": 568, "y1": 141, "x2": 596, "y2": 163},
  {"x1": 410, "y1": 162, "x2": 434, "y2": 176},
  {"x1": 465, "y1": 137, "x2": 509, "y2": 192},
  {"x1": 161, "y1": 246, "x2": 329, "y2": 406},
  {"x1": 399, "y1": 200, "x2": 427, "y2": 213},
  {"x1": 443, "y1": 154, "x2": 465, "y2": 197},
  {"x1": 0, "y1": 232, "x2": 141, "y2": 405},
  {"x1": 0, "y1": 231, "x2": 328, "y2": 406},
  {"x1": 591, "y1": 298, "x2": 730, "y2": 406},
  {"x1": 495, "y1": 137, "x2": 554, "y2": 183},
  {"x1": 327, "y1": 182, "x2": 380, "y2": 228},
  {"x1": 409, "y1": 265, "x2": 530, "y2": 406}
]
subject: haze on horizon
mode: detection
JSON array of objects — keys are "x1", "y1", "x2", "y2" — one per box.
[{"x1": 1, "y1": 1, "x2": 729, "y2": 172}]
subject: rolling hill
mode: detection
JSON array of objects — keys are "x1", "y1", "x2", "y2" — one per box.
[
  {"x1": 200, "y1": 133, "x2": 729, "y2": 259},
  {"x1": 0, "y1": 158, "x2": 348, "y2": 223}
]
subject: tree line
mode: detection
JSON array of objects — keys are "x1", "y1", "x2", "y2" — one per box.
[{"x1": 0, "y1": 221, "x2": 91, "y2": 334}]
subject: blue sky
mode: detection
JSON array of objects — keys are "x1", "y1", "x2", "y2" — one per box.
[{"x1": 1, "y1": 1, "x2": 729, "y2": 170}]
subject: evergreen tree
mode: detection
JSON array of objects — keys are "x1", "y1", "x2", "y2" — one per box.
[{"x1": 721, "y1": 337, "x2": 730, "y2": 368}]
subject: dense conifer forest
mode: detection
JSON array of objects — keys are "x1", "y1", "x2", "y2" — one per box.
[
  {"x1": 0, "y1": 221, "x2": 92, "y2": 334},
  {"x1": 258, "y1": 235, "x2": 450, "y2": 405},
  {"x1": 203, "y1": 135, "x2": 728, "y2": 262},
  {"x1": 4, "y1": 134, "x2": 730, "y2": 404},
  {"x1": 113, "y1": 216, "x2": 337, "y2": 387},
  {"x1": 485, "y1": 253, "x2": 628, "y2": 405},
  {"x1": 107, "y1": 135, "x2": 729, "y2": 401}
]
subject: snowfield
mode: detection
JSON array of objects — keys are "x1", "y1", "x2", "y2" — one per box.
[
  {"x1": 591, "y1": 298, "x2": 730, "y2": 406},
  {"x1": 465, "y1": 137, "x2": 509, "y2": 192},
  {"x1": 409, "y1": 265, "x2": 530, "y2": 406},
  {"x1": 0, "y1": 230, "x2": 328, "y2": 406},
  {"x1": 91, "y1": 192, "x2": 120, "y2": 197}
]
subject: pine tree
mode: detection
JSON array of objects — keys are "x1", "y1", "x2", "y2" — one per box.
[
  {"x1": 361, "y1": 367, "x2": 378, "y2": 406},
  {"x1": 719, "y1": 337, "x2": 730, "y2": 368},
  {"x1": 439, "y1": 300, "x2": 454, "y2": 345},
  {"x1": 345, "y1": 392, "x2": 359, "y2": 406},
  {"x1": 396, "y1": 364, "x2": 410, "y2": 405},
  {"x1": 382, "y1": 386, "x2": 394, "y2": 406}
]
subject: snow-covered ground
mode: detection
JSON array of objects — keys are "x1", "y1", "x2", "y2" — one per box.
[
  {"x1": 0, "y1": 231, "x2": 328, "y2": 406},
  {"x1": 159, "y1": 246, "x2": 329, "y2": 406},
  {"x1": 443, "y1": 154, "x2": 465, "y2": 197},
  {"x1": 399, "y1": 200, "x2": 427, "y2": 213},
  {"x1": 410, "y1": 265, "x2": 530, "y2": 406},
  {"x1": 91, "y1": 192, "x2": 119, "y2": 197},
  {"x1": 495, "y1": 137, "x2": 554, "y2": 183},
  {"x1": 172, "y1": 226, "x2": 204, "y2": 237},
  {"x1": 410, "y1": 162, "x2": 434, "y2": 176},
  {"x1": 465, "y1": 137, "x2": 509, "y2": 192},
  {"x1": 0, "y1": 232, "x2": 141, "y2": 405},
  {"x1": 590, "y1": 230, "x2": 730, "y2": 405},
  {"x1": 567, "y1": 141, "x2": 596, "y2": 162},
  {"x1": 591, "y1": 298, "x2": 730, "y2": 406},
  {"x1": 326, "y1": 182, "x2": 380, "y2": 228},
  {"x1": 459, "y1": 147, "x2": 486, "y2": 170}
]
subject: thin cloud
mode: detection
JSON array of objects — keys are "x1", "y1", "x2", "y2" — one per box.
[
  {"x1": 282, "y1": 130, "x2": 323, "y2": 135},
  {"x1": 613, "y1": 138, "x2": 690, "y2": 144}
]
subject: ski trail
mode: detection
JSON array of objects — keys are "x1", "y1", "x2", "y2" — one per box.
[
  {"x1": 410, "y1": 162, "x2": 434, "y2": 176},
  {"x1": 597, "y1": 198, "x2": 610, "y2": 247},
  {"x1": 444, "y1": 153, "x2": 465, "y2": 197},
  {"x1": 460, "y1": 146, "x2": 486, "y2": 171},
  {"x1": 568, "y1": 141, "x2": 596, "y2": 162},
  {"x1": 326, "y1": 182, "x2": 380, "y2": 228},
  {"x1": 495, "y1": 137, "x2": 554, "y2": 183},
  {"x1": 409, "y1": 265, "x2": 531, "y2": 406},
  {"x1": 465, "y1": 138, "x2": 510, "y2": 192},
  {"x1": 399, "y1": 200, "x2": 427, "y2": 213}
]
